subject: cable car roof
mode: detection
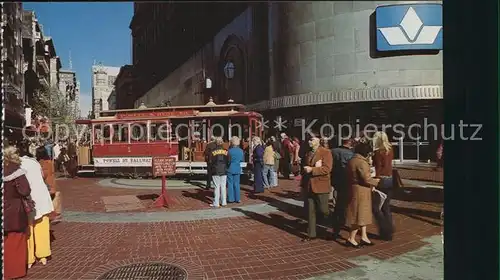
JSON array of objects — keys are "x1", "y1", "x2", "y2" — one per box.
[{"x1": 99, "y1": 103, "x2": 247, "y2": 117}]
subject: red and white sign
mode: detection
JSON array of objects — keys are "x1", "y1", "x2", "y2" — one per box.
[{"x1": 93, "y1": 157, "x2": 152, "y2": 167}]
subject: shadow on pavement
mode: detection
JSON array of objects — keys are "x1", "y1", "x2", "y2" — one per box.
[
  {"x1": 185, "y1": 180, "x2": 207, "y2": 189},
  {"x1": 181, "y1": 189, "x2": 213, "y2": 204},
  {"x1": 241, "y1": 193, "x2": 335, "y2": 239},
  {"x1": 394, "y1": 187, "x2": 443, "y2": 203},
  {"x1": 136, "y1": 194, "x2": 159, "y2": 201},
  {"x1": 391, "y1": 205, "x2": 442, "y2": 227},
  {"x1": 232, "y1": 208, "x2": 308, "y2": 240},
  {"x1": 50, "y1": 230, "x2": 56, "y2": 243},
  {"x1": 271, "y1": 190, "x2": 302, "y2": 200}
]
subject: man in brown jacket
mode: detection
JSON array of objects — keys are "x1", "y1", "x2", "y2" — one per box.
[{"x1": 302, "y1": 135, "x2": 333, "y2": 241}]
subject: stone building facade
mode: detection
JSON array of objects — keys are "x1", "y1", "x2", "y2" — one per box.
[
  {"x1": 59, "y1": 69, "x2": 80, "y2": 117},
  {"x1": 129, "y1": 2, "x2": 250, "y2": 108},
  {"x1": 22, "y1": 12, "x2": 62, "y2": 117},
  {"x1": 114, "y1": 65, "x2": 135, "y2": 109},
  {"x1": 107, "y1": 89, "x2": 116, "y2": 110},
  {"x1": 91, "y1": 64, "x2": 120, "y2": 116},
  {"x1": 3, "y1": 3, "x2": 26, "y2": 133},
  {"x1": 131, "y1": 2, "x2": 443, "y2": 160}
]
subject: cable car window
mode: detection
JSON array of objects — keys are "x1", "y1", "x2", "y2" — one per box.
[
  {"x1": 130, "y1": 123, "x2": 147, "y2": 142},
  {"x1": 112, "y1": 124, "x2": 128, "y2": 142},
  {"x1": 150, "y1": 121, "x2": 171, "y2": 142}
]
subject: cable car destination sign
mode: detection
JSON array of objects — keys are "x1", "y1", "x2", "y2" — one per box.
[{"x1": 116, "y1": 110, "x2": 196, "y2": 119}]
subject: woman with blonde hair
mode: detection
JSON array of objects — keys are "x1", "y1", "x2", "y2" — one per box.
[
  {"x1": 18, "y1": 143, "x2": 54, "y2": 268},
  {"x1": 3, "y1": 146, "x2": 32, "y2": 279},
  {"x1": 371, "y1": 131, "x2": 395, "y2": 241}
]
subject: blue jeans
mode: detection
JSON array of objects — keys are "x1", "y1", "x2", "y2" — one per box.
[
  {"x1": 271, "y1": 168, "x2": 278, "y2": 187},
  {"x1": 227, "y1": 173, "x2": 241, "y2": 203},
  {"x1": 263, "y1": 164, "x2": 277, "y2": 188}
]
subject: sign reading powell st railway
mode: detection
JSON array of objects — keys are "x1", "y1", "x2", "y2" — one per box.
[{"x1": 376, "y1": 4, "x2": 442, "y2": 52}]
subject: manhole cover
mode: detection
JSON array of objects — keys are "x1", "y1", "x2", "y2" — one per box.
[{"x1": 98, "y1": 262, "x2": 188, "y2": 280}]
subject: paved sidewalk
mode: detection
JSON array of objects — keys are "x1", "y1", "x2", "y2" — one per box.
[
  {"x1": 23, "y1": 177, "x2": 442, "y2": 280},
  {"x1": 308, "y1": 236, "x2": 443, "y2": 280}
]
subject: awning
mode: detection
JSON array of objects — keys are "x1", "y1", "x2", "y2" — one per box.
[
  {"x1": 75, "y1": 119, "x2": 92, "y2": 125},
  {"x1": 247, "y1": 85, "x2": 443, "y2": 111},
  {"x1": 5, "y1": 125, "x2": 33, "y2": 132}
]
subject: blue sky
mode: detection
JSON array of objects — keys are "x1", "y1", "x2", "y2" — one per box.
[{"x1": 23, "y1": 2, "x2": 133, "y2": 117}]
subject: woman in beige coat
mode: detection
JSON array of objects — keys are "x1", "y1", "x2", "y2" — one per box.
[{"x1": 345, "y1": 142, "x2": 380, "y2": 248}]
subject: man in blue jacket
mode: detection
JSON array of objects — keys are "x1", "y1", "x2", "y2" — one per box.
[{"x1": 227, "y1": 136, "x2": 244, "y2": 203}]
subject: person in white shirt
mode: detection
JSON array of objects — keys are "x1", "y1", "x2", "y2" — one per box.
[
  {"x1": 18, "y1": 143, "x2": 54, "y2": 268},
  {"x1": 53, "y1": 142, "x2": 61, "y2": 171},
  {"x1": 28, "y1": 140, "x2": 37, "y2": 157}
]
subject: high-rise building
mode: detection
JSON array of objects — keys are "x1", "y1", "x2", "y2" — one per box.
[
  {"x1": 59, "y1": 69, "x2": 80, "y2": 117},
  {"x1": 75, "y1": 80, "x2": 81, "y2": 117},
  {"x1": 3, "y1": 2, "x2": 26, "y2": 135},
  {"x1": 91, "y1": 63, "x2": 120, "y2": 117}
]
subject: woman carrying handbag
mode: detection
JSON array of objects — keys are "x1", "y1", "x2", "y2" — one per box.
[{"x1": 3, "y1": 146, "x2": 33, "y2": 279}]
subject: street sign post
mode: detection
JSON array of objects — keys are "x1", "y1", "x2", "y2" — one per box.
[{"x1": 151, "y1": 156, "x2": 176, "y2": 208}]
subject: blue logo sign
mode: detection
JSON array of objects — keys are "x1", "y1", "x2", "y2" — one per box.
[{"x1": 375, "y1": 4, "x2": 442, "y2": 52}]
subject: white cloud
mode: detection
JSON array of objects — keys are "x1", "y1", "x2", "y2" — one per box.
[{"x1": 79, "y1": 93, "x2": 92, "y2": 117}]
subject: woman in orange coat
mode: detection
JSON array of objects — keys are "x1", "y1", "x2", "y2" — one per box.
[{"x1": 37, "y1": 147, "x2": 61, "y2": 222}]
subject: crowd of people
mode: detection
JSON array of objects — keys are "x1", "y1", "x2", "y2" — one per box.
[
  {"x1": 3, "y1": 139, "x2": 68, "y2": 279},
  {"x1": 203, "y1": 131, "x2": 403, "y2": 247},
  {"x1": 26, "y1": 139, "x2": 79, "y2": 178},
  {"x1": 203, "y1": 133, "x2": 301, "y2": 207}
]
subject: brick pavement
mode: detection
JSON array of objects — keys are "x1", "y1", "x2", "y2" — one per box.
[
  {"x1": 23, "y1": 178, "x2": 443, "y2": 280},
  {"x1": 55, "y1": 177, "x2": 290, "y2": 212},
  {"x1": 58, "y1": 174, "x2": 442, "y2": 213}
]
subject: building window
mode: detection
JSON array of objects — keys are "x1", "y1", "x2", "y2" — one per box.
[
  {"x1": 96, "y1": 76, "x2": 106, "y2": 86},
  {"x1": 108, "y1": 76, "x2": 116, "y2": 86}
]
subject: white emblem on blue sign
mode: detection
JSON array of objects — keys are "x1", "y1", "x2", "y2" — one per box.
[{"x1": 376, "y1": 4, "x2": 443, "y2": 51}]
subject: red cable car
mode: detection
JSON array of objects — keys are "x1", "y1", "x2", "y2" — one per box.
[{"x1": 75, "y1": 102, "x2": 264, "y2": 177}]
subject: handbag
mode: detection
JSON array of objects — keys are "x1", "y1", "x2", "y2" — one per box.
[
  {"x1": 52, "y1": 191, "x2": 62, "y2": 214},
  {"x1": 15, "y1": 179, "x2": 36, "y2": 215},
  {"x1": 377, "y1": 176, "x2": 394, "y2": 190},
  {"x1": 392, "y1": 169, "x2": 404, "y2": 188},
  {"x1": 291, "y1": 163, "x2": 300, "y2": 175}
]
